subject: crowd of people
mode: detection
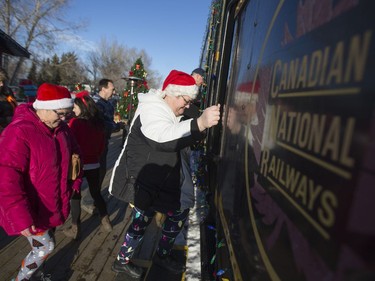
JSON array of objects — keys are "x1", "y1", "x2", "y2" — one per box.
[{"x1": 0, "y1": 67, "x2": 218, "y2": 280}]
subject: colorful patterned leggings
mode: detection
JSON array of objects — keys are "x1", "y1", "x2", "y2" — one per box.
[
  {"x1": 16, "y1": 229, "x2": 55, "y2": 280},
  {"x1": 117, "y1": 207, "x2": 189, "y2": 262}
]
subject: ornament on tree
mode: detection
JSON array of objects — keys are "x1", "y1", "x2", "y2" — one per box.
[{"x1": 74, "y1": 83, "x2": 85, "y2": 92}]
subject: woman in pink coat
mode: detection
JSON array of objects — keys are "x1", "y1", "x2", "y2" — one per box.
[{"x1": 0, "y1": 83, "x2": 82, "y2": 280}]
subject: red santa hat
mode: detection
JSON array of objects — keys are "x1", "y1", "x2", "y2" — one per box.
[
  {"x1": 33, "y1": 83, "x2": 73, "y2": 110},
  {"x1": 75, "y1": 90, "x2": 90, "y2": 99},
  {"x1": 162, "y1": 70, "x2": 198, "y2": 99}
]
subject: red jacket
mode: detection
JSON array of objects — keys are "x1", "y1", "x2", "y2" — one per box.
[
  {"x1": 0, "y1": 104, "x2": 82, "y2": 236},
  {"x1": 68, "y1": 117, "x2": 105, "y2": 165}
]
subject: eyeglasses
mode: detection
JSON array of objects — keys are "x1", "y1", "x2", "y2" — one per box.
[
  {"x1": 180, "y1": 95, "x2": 192, "y2": 105},
  {"x1": 52, "y1": 109, "x2": 72, "y2": 118}
]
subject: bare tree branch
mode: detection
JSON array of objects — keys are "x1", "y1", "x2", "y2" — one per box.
[{"x1": 0, "y1": 0, "x2": 86, "y2": 83}]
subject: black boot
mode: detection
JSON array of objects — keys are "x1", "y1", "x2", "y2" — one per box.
[
  {"x1": 153, "y1": 253, "x2": 186, "y2": 274},
  {"x1": 64, "y1": 198, "x2": 81, "y2": 240},
  {"x1": 112, "y1": 258, "x2": 143, "y2": 278}
]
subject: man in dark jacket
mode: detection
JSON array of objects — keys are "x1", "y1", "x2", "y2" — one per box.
[{"x1": 93, "y1": 78, "x2": 121, "y2": 186}]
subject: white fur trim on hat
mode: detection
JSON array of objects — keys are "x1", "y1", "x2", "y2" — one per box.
[
  {"x1": 33, "y1": 98, "x2": 74, "y2": 110},
  {"x1": 33, "y1": 83, "x2": 73, "y2": 110},
  {"x1": 162, "y1": 70, "x2": 199, "y2": 100},
  {"x1": 164, "y1": 83, "x2": 198, "y2": 100}
]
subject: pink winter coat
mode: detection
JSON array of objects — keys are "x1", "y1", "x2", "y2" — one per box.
[{"x1": 0, "y1": 104, "x2": 82, "y2": 236}]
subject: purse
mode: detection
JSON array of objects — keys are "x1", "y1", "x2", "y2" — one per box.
[{"x1": 68, "y1": 153, "x2": 81, "y2": 180}]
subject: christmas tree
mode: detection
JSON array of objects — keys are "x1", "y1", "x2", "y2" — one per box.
[{"x1": 118, "y1": 57, "x2": 149, "y2": 120}]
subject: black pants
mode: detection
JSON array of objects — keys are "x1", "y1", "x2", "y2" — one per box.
[
  {"x1": 72, "y1": 168, "x2": 108, "y2": 218},
  {"x1": 99, "y1": 144, "x2": 108, "y2": 188}
]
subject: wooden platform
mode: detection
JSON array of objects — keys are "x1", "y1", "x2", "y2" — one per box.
[{"x1": 0, "y1": 131, "x2": 190, "y2": 281}]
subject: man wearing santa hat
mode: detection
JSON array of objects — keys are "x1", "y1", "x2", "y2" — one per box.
[
  {"x1": 110, "y1": 70, "x2": 220, "y2": 278},
  {"x1": 0, "y1": 83, "x2": 82, "y2": 280}
]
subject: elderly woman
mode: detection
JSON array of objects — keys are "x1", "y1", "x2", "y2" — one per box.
[
  {"x1": 110, "y1": 70, "x2": 221, "y2": 278},
  {"x1": 0, "y1": 83, "x2": 82, "y2": 280}
]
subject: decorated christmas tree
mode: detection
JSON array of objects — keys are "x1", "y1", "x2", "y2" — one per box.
[{"x1": 118, "y1": 57, "x2": 149, "y2": 120}]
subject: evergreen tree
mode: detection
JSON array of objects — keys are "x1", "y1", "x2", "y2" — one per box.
[
  {"x1": 60, "y1": 52, "x2": 87, "y2": 87},
  {"x1": 118, "y1": 57, "x2": 149, "y2": 120},
  {"x1": 37, "y1": 58, "x2": 52, "y2": 85},
  {"x1": 27, "y1": 61, "x2": 38, "y2": 83},
  {"x1": 50, "y1": 54, "x2": 61, "y2": 85}
]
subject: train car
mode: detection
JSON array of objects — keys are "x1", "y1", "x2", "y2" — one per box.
[{"x1": 198, "y1": 0, "x2": 375, "y2": 280}]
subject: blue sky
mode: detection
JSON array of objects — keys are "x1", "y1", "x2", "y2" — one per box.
[{"x1": 61, "y1": 0, "x2": 212, "y2": 81}]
